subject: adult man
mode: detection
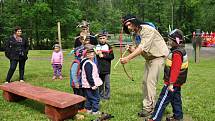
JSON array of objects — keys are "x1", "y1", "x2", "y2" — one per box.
[
  {"x1": 74, "y1": 20, "x2": 98, "y2": 48},
  {"x1": 120, "y1": 15, "x2": 169, "y2": 117}
]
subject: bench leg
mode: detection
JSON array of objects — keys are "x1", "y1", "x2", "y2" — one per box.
[
  {"x1": 45, "y1": 104, "x2": 78, "y2": 121},
  {"x1": 2, "y1": 91, "x2": 26, "y2": 102}
]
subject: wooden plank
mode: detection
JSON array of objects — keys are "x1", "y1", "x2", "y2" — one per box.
[{"x1": 0, "y1": 82, "x2": 85, "y2": 108}]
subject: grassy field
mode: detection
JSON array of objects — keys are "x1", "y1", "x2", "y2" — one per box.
[{"x1": 0, "y1": 48, "x2": 215, "y2": 121}]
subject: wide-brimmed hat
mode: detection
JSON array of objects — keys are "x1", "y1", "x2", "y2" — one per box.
[{"x1": 77, "y1": 20, "x2": 90, "y2": 28}]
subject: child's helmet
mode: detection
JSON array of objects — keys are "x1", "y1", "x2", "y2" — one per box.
[{"x1": 168, "y1": 29, "x2": 184, "y2": 44}]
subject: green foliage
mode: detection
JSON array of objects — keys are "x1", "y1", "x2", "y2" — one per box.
[
  {"x1": 0, "y1": 0, "x2": 214, "y2": 49},
  {"x1": 0, "y1": 49, "x2": 215, "y2": 121}
]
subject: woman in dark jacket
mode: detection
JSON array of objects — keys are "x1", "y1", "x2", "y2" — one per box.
[{"x1": 4, "y1": 26, "x2": 29, "y2": 83}]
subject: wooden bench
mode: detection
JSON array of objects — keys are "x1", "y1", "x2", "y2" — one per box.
[{"x1": 0, "y1": 81, "x2": 85, "y2": 121}]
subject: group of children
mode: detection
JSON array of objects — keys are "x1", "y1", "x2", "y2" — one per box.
[
  {"x1": 50, "y1": 27, "x2": 188, "y2": 120},
  {"x1": 51, "y1": 31, "x2": 114, "y2": 115},
  {"x1": 71, "y1": 31, "x2": 114, "y2": 114}
]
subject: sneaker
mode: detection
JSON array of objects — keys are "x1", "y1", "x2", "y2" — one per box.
[
  {"x1": 166, "y1": 116, "x2": 183, "y2": 121},
  {"x1": 92, "y1": 111, "x2": 101, "y2": 115},
  {"x1": 4, "y1": 81, "x2": 9, "y2": 84},
  {"x1": 138, "y1": 110, "x2": 152, "y2": 117},
  {"x1": 52, "y1": 76, "x2": 56, "y2": 80},
  {"x1": 78, "y1": 108, "x2": 87, "y2": 113},
  {"x1": 59, "y1": 76, "x2": 63, "y2": 80},
  {"x1": 20, "y1": 80, "x2": 25, "y2": 82},
  {"x1": 86, "y1": 109, "x2": 92, "y2": 114}
]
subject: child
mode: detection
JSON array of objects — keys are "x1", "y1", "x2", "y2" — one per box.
[
  {"x1": 147, "y1": 29, "x2": 188, "y2": 121},
  {"x1": 95, "y1": 31, "x2": 114, "y2": 100},
  {"x1": 51, "y1": 44, "x2": 63, "y2": 80},
  {"x1": 80, "y1": 44, "x2": 103, "y2": 115},
  {"x1": 70, "y1": 36, "x2": 90, "y2": 112}
]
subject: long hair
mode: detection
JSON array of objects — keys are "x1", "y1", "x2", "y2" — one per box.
[{"x1": 122, "y1": 14, "x2": 143, "y2": 34}]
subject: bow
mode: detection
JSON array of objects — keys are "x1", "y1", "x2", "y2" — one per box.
[{"x1": 119, "y1": 28, "x2": 134, "y2": 81}]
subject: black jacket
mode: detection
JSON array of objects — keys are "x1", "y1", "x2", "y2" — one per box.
[
  {"x1": 5, "y1": 36, "x2": 29, "y2": 60},
  {"x1": 96, "y1": 44, "x2": 114, "y2": 74}
]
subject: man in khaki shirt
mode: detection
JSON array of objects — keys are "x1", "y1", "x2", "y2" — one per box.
[{"x1": 120, "y1": 14, "x2": 169, "y2": 117}]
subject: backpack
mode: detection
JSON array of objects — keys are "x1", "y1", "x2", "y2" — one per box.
[
  {"x1": 70, "y1": 46, "x2": 87, "y2": 88},
  {"x1": 143, "y1": 22, "x2": 156, "y2": 29}
]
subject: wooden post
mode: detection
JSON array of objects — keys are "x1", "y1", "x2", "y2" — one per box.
[
  {"x1": 195, "y1": 42, "x2": 200, "y2": 63},
  {"x1": 57, "y1": 22, "x2": 62, "y2": 49},
  {"x1": 193, "y1": 29, "x2": 202, "y2": 63}
]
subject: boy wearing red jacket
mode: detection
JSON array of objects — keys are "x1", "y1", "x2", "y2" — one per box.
[{"x1": 148, "y1": 29, "x2": 188, "y2": 121}]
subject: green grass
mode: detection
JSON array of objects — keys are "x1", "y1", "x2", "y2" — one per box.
[{"x1": 0, "y1": 48, "x2": 215, "y2": 121}]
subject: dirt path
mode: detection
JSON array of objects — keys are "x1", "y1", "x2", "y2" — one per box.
[{"x1": 185, "y1": 44, "x2": 215, "y2": 58}]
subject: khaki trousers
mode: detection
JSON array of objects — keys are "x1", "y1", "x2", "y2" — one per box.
[{"x1": 142, "y1": 57, "x2": 164, "y2": 112}]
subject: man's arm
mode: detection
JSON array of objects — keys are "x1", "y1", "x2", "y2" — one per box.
[
  {"x1": 120, "y1": 46, "x2": 143, "y2": 64},
  {"x1": 126, "y1": 44, "x2": 136, "y2": 53}
]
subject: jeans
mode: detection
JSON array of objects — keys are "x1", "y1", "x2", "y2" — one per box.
[
  {"x1": 6, "y1": 59, "x2": 26, "y2": 82},
  {"x1": 99, "y1": 74, "x2": 110, "y2": 99},
  {"x1": 85, "y1": 88, "x2": 100, "y2": 112}
]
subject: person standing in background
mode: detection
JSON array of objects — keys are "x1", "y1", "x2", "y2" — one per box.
[
  {"x1": 51, "y1": 44, "x2": 64, "y2": 80},
  {"x1": 4, "y1": 26, "x2": 29, "y2": 83}
]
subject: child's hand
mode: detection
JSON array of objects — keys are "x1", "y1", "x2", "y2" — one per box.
[
  {"x1": 95, "y1": 50, "x2": 100, "y2": 55},
  {"x1": 168, "y1": 84, "x2": 174, "y2": 92},
  {"x1": 75, "y1": 83, "x2": 79, "y2": 88},
  {"x1": 92, "y1": 86, "x2": 97, "y2": 90},
  {"x1": 99, "y1": 53, "x2": 104, "y2": 58},
  {"x1": 96, "y1": 50, "x2": 101, "y2": 55}
]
